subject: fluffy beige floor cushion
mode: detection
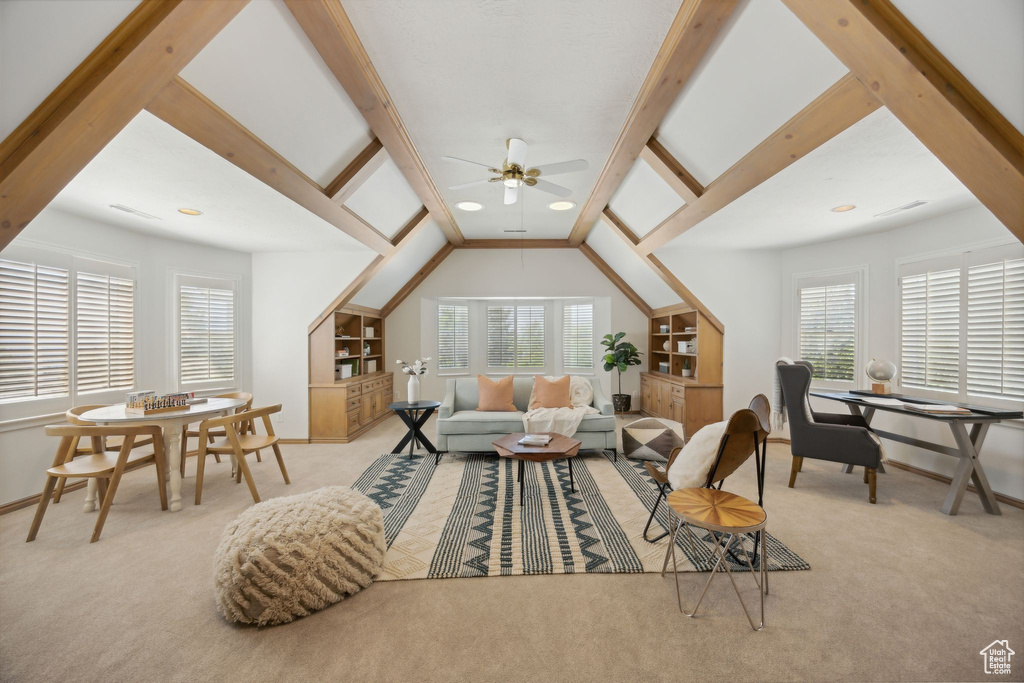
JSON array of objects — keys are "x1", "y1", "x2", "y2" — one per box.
[{"x1": 214, "y1": 486, "x2": 386, "y2": 626}]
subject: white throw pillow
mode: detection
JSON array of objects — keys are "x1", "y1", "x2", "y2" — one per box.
[{"x1": 667, "y1": 421, "x2": 728, "y2": 490}]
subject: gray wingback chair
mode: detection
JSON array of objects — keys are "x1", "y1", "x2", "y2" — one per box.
[{"x1": 776, "y1": 361, "x2": 883, "y2": 504}]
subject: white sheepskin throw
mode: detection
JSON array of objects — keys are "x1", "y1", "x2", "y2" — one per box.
[
  {"x1": 667, "y1": 421, "x2": 728, "y2": 491},
  {"x1": 213, "y1": 486, "x2": 385, "y2": 626}
]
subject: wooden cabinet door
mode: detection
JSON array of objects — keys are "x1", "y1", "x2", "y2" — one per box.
[
  {"x1": 374, "y1": 389, "x2": 386, "y2": 417},
  {"x1": 641, "y1": 379, "x2": 652, "y2": 414},
  {"x1": 659, "y1": 383, "x2": 672, "y2": 419},
  {"x1": 671, "y1": 396, "x2": 686, "y2": 425},
  {"x1": 360, "y1": 393, "x2": 372, "y2": 425}
]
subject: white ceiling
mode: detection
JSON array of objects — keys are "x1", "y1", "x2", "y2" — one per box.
[
  {"x1": 658, "y1": 108, "x2": 979, "y2": 251},
  {"x1": 655, "y1": 0, "x2": 849, "y2": 186},
  {"x1": 49, "y1": 111, "x2": 375, "y2": 254},
  {"x1": 344, "y1": 158, "x2": 424, "y2": 239},
  {"x1": 585, "y1": 220, "x2": 679, "y2": 309},
  {"x1": 351, "y1": 221, "x2": 448, "y2": 308},
  {"x1": 342, "y1": 0, "x2": 683, "y2": 239},
  {"x1": 608, "y1": 158, "x2": 684, "y2": 237}
]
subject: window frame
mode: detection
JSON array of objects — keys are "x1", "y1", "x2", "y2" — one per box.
[
  {"x1": 792, "y1": 266, "x2": 867, "y2": 390},
  {"x1": 171, "y1": 270, "x2": 240, "y2": 393}
]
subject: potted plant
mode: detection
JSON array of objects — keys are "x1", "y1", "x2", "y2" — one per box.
[
  {"x1": 601, "y1": 332, "x2": 643, "y2": 412},
  {"x1": 681, "y1": 356, "x2": 693, "y2": 378},
  {"x1": 396, "y1": 357, "x2": 429, "y2": 403}
]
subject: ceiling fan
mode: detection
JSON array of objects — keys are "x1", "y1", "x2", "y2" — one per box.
[{"x1": 442, "y1": 138, "x2": 588, "y2": 205}]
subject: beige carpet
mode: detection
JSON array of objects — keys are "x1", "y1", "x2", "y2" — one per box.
[{"x1": 1, "y1": 414, "x2": 1022, "y2": 682}]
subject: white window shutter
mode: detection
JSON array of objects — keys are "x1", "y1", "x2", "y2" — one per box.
[
  {"x1": 487, "y1": 305, "x2": 515, "y2": 368},
  {"x1": 75, "y1": 271, "x2": 134, "y2": 393},
  {"x1": 798, "y1": 282, "x2": 856, "y2": 382},
  {"x1": 967, "y1": 257, "x2": 1024, "y2": 400},
  {"x1": 180, "y1": 283, "x2": 235, "y2": 384},
  {"x1": 900, "y1": 267, "x2": 961, "y2": 392},
  {"x1": 562, "y1": 303, "x2": 593, "y2": 369},
  {"x1": 515, "y1": 305, "x2": 545, "y2": 368},
  {"x1": 437, "y1": 302, "x2": 469, "y2": 370}
]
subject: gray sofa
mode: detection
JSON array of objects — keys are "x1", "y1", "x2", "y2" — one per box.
[{"x1": 436, "y1": 377, "x2": 617, "y2": 455}]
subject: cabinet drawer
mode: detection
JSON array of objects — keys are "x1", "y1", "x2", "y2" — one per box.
[
  {"x1": 347, "y1": 408, "x2": 361, "y2": 427},
  {"x1": 671, "y1": 385, "x2": 686, "y2": 398},
  {"x1": 346, "y1": 383, "x2": 362, "y2": 396},
  {"x1": 346, "y1": 397, "x2": 361, "y2": 411}
]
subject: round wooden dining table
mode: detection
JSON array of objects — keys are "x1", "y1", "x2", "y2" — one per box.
[{"x1": 79, "y1": 397, "x2": 247, "y2": 512}]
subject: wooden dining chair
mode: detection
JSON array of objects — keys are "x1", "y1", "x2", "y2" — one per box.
[
  {"x1": 179, "y1": 392, "x2": 259, "y2": 477},
  {"x1": 194, "y1": 404, "x2": 289, "y2": 505},
  {"x1": 27, "y1": 425, "x2": 167, "y2": 543},
  {"x1": 52, "y1": 405, "x2": 155, "y2": 505}
]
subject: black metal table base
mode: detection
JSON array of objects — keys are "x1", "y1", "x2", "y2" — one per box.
[{"x1": 390, "y1": 404, "x2": 440, "y2": 464}]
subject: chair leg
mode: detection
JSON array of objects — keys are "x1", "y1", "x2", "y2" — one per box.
[
  {"x1": 195, "y1": 450, "x2": 207, "y2": 505},
  {"x1": 867, "y1": 467, "x2": 877, "y2": 504},
  {"x1": 271, "y1": 443, "x2": 290, "y2": 485},
  {"x1": 788, "y1": 456, "x2": 803, "y2": 488},
  {"x1": 235, "y1": 455, "x2": 261, "y2": 503},
  {"x1": 863, "y1": 467, "x2": 869, "y2": 484},
  {"x1": 26, "y1": 476, "x2": 59, "y2": 542},
  {"x1": 154, "y1": 455, "x2": 168, "y2": 512},
  {"x1": 92, "y1": 471, "x2": 122, "y2": 543},
  {"x1": 643, "y1": 484, "x2": 670, "y2": 543},
  {"x1": 180, "y1": 428, "x2": 188, "y2": 476},
  {"x1": 96, "y1": 478, "x2": 108, "y2": 504},
  {"x1": 52, "y1": 477, "x2": 68, "y2": 504}
]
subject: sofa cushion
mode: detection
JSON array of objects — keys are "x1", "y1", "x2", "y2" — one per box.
[
  {"x1": 436, "y1": 410, "x2": 525, "y2": 435},
  {"x1": 477, "y1": 374, "x2": 515, "y2": 411},
  {"x1": 530, "y1": 374, "x2": 571, "y2": 409},
  {"x1": 575, "y1": 413, "x2": 616, "y2": 432}
]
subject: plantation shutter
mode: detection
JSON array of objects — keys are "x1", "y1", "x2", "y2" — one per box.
[
  {"x1": 966, "y1": 249, "x2": 1024, "y2": 401},
  {"x1": 797, "y1": 274, "x2": 857, "y2": 382},
  {"x1": 0, "y1": 257, "x2": 69, "y2": 401},
  {"x1": 486, "y1": 305, "x2": 515, "y2": 368},
  {"x1": 900, "y1": 261, "x2": 961, "y2": 392},
  {"x1": 515, "y1": 305, "x2": 545, "y2": 368},
  {"x1": 437, "y1": 301, "x2": 469, "y2": 370},
  {"x1": 179, "y1": 279, "x2": 236, "y2": 384},
  {"x1": 75, "y1": 267, "x2": 135, "y2": 393},
  {"x1": 562, "y1": 302, "x2": 593, "y2": 369}
]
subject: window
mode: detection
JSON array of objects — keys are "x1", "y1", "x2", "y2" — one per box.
[
  {"x1": 487, "y1": 303, "x2": 545, "y2": 370},
  {"x1": 0, "y1": 257, "x2": 70, "y2": 401},
  {"x1": 437, "y1": 301, "x2": 469, "y2": 371},
  {"x1": 75, "y1": 270, "x2": 134, "y2": 393},
  {"x1": 796, "y1": 271, "x2": 860, "y2": 383},
  {"x1": 899, "y1": 244, "x2": 1024, "y2": 402},
  {"x1": 562, "y1": 302, "x2": 594, "y2": 370},
  {"x1": 178, "y1": 277, "x2": 236, "y2": 385}
]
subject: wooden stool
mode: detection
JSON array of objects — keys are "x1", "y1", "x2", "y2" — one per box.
[{"x1": 662, "y1": 487, "x2": 768, "y2": 631}]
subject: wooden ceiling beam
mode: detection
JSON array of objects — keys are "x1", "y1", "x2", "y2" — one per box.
[
  {"x1": 284, "y1": 0, "x2": 465, "y2": 246},
  {"x1": 147, "y1": 77, "x2": 393, "y2": 254},
  {"x1": 641, "y1": 137, "x2": 703, "y2": 204},
  {"x1": 637, "y1": 73, "x2": 880, "y2": 254},
  {"x1": 578, "y1": 243, "x2": 653, "y2": 317},
  {"x1": 324, "y1": 137, "x2": 387, "y2": 204},
  {"x1": 458, "y1": 239, "x2": 576, "y2": 249},
  {"x1": 567, "y1": 0, "x2": 740, "y2": 247},
  {"x1": 389, "y1": 206, "x2": 430, "y2": 247},
  {"x1": 781, "y1": 0, "x2": 1024, "y2": 241},
  {"x1": 380, "y1": 242, "x2": 456, "y2": 318},
  {"x1": 0, "y1": 0, "x2": 248, "y2": 250}
]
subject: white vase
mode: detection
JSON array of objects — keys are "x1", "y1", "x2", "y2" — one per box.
[{"x1": 407, "y1": 375, "x2": 420, "y2": 403}]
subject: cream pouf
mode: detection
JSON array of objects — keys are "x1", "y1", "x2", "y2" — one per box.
[{"x1": 213, "y1": 486, "x2": 386, "y2": 626}]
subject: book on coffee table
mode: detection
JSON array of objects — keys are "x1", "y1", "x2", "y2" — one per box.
[{"x1": 518, "y1": 434, "x2": 551, "y2": 446}]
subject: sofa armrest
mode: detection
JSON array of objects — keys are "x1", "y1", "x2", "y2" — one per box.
[
  {"x1": 592, "y1": 382, "x2": 614, "y2": 416},
  {"x1": 439, "y1": 379, "x2": 456, "y2": 419}
]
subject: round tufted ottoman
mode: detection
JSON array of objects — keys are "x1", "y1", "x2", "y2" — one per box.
[{"x1": 213, "y1": 486, "x2": 386, "y2": 626}]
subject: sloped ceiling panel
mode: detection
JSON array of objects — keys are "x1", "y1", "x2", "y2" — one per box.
[
  {"x1": 179, "y1": 0, "x2": 373, "y2": 187},
  {"x1": 351, "y1": 221, "x2": 448, "y2": 309},
  {"x1": 656, "y1": 0, "x2": 848, "y2": 185},
  {"x1": 0, "y1": 0, "x2": 142, "y2": 141},
  {"x1": 586, "y1": 222, "x2": 679, "y2": 309},
  {"x1": 608, "y1": 158, "x2": 685, "y2": 237},
  {"x1": 344, "y1": 159, "x2": 424, "y2": 239}
]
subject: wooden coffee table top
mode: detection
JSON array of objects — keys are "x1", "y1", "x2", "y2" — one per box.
[
  {"x1": 493, "y1": 433, "x2": 581, "y2": 462},
  {"x1": 667, "y1": 488, "x2": 767, "y2": 534}
]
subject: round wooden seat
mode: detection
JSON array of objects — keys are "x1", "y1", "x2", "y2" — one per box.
[{"x1": 667, "y1": 488, "x2": 766, "y2": 534}]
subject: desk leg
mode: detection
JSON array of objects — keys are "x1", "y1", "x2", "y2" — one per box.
[
  {"x1": 166, "y1": 428, "x2": 183, "y2": 512},
  {"x1": 943, "y1": 422, "x2": 999, "y2": 516}
]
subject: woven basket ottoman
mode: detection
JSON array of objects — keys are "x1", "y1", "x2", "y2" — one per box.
[{"x1": 213, "y1": 486, "x2": 385, "y2": 626}]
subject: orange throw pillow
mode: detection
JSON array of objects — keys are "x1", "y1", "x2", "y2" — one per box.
[
  {"x1": 530, "y1": 375, "x2": 571, "y2": 410},
  {"x1": 477, "y1": 375, "x2": 516, "y2": 412}
]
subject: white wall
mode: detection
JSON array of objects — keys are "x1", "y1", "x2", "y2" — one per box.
[
  {"x1": 779, "y1": 204, "x2": 1024, "y2": 500},
  {"x1": 0, "y1": 208, "x2": 253, "y2": 505},
  {"x1": 250, "y1": 250, "x2": 376, "y2": 440},
  {"x1": 385, "y1": 249, "x2": 650, "y2": 405}
]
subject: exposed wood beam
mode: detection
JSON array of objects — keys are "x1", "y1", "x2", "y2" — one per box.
[
  {"x1": 458, "y1": 239, "x2": 576, "y2": 249},
  {"x1": 651, "y1": 303, "x2": 696, "y2": 317},
  {"x1": 284, "y1": 0, "x2": 465, "y2": 245},
  {"x1": 389, "y1": 206, "x2": 430, "y2": 247},
  {"x1": 637, "y1": 73, "x2": 880, "y2": 253},
  {"x1": 641, "y1": 137, "x2": 703, "y2": 204},
  {"x1": 147, "y1": 77, "x2": 393, "y2": 254},
  {"x1": 578, "y1": 243, "x2": 652, "y2": 317},
  {"x1": 566, "y1": 0, "x2": 740, "y2": 246},
  {"x1": 781, "y1": 0, "x2": 1024, "y2": 241},
  {"x1": 381, "y1": 242, "x2": 456, "y2": 318},
  {"x1": 602, "y1": 208, "x2": 724, "y2": 333},
  {"x1": 324, "y1": 137, "x2": 387, "y2": 204},
  {"x1": 0, "y1": 0, "x2": 248, "y2": 250}
]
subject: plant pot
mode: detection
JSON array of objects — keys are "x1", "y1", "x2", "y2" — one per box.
[
  {"x1": 612, "y1": 393, "x2": 631, "y2": 413},
  {"x1": 681, "y1": 369, "x2": 693, "y2": 378}
]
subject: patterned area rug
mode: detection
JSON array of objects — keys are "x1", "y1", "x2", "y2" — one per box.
[{"x1": 353, "y1": 451, "x2": 810, "y2": 581}]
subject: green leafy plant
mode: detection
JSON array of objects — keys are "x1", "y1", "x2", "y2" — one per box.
[{"x1": 601, "y1": 332, "x2": 643, "y2": 396}]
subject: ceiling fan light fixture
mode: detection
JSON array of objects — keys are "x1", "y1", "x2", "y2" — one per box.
[
  {"x1": 830, "y1": 204, "x2": 856, "y2": 213},
  {"x1": 455, "y1": 201, "x2": 484, "y2": 212},
  {"x1": 548, "y1": 201, "x2": 576, "y2": 211},
  {"x1": 502, "y1": 178, "x2": 522, "y2": 188}
]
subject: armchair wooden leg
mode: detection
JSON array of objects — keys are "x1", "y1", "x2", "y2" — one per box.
[
  {"x1": 788, "y1": 456, "x2": 803, "y2": 488},
  {"x1": 236, "y1": 455, "x2": 261, "y2": 503},
  {"x1": 26, "y1": 476, "x2": 59, "y2": 542},
  {"x1": 271, "y1": 443, "x2": 290, "y2": 485},
  {"x1": 863, "y1": 467, "x2": 869, "y2": 484},
  {"x1": 867, "y1": 467, "x2": 877, "y2": 504}
]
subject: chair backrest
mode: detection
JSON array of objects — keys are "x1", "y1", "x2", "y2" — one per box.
[
  {"x1": 776, "y1": 362, "x2": 815, "y2": 431},
  {"x1": 66, "y1": 404, "x2": 109, "y2": 425},
  {"x1": 748, "y1": 394, "x2": 771, "y2": 438},
  {"x1": 705, "y1": 408, "x2": 761, "y2": 486},
  {"x1": 199, "y1": 404, "x2": 282, "y2": 435},
  {"x1": 216, "y1": 391, "x2": 254, "y2": 413}
]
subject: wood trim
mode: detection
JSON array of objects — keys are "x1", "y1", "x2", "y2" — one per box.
[
  {"x1": 324, "y1": 137, "x2": 387, "y2": 203},
  {"x1": 337, "y1": 303, "x2": 382, "y2": 317},
  {"x1": 390, "y1": 206, "x2": 430, "y2": 247},
  {"x1": 566, "y1": 0, "x2": 739, "y2": 246},
  {"x1": 147, "y1": 78, "x2": 393, "y2": 254},
  {"x1": 578, "y1": 243, "x2": 652, "y2": 317},
  {"x1": 284, "y1": 0, "x2": 465, "y2": 245},
  {"x1": 458, "y1": 239, "x2": 575, "y2": 249},
  {"x1": 0, "y1": 481, "x2": 87, "y2": 516},
  {"x1": 381, "y1": 242, "x2": 456, "y2": 318},
  {"x1": 641, "y1": 137, "x2": 703, "y2": 204},
  {"x1": 781, "y1": 0, "x2": 1024, "y2": 241},
  {"x1": 0, "y1": 0, "x2": 249, "y2": 250},
  {"x1": 276, "y1": 438, "x2": 311, "y2": 445},
  {"x1": 651, "y1": 303, "x2": 695, "y2": 317},
  {"x1": 638, "y1": 73, "x2": 881, "y2": 253}
]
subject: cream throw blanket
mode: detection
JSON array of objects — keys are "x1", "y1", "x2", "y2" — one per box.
[{"x1": 522, "y1": 376, "x2": 598, "y2": 437}]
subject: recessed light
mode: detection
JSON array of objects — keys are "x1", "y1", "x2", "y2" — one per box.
[
  {"x1": 548, "y1": 201, "x2": 576, "y2": 211},
  {"x1": 830, "y1": 204, "x2": 856, "y2": 213},
  {"x1": 455, "y1": 201, "x2": 484, "y2": 212},
  {"x1": 178, "y1": 208, "x2": 203, "y2": 216}
]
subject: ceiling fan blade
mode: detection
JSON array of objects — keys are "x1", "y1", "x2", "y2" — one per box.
[
  {"x1": 531, "y1": 179, "x2": 572, "y2": 198},
  {"x1": 504, "y1": 185, "x2": 519, "y2": 205},
  {"x1": 441, "y1": 155, "x2": 495, "y2": 170},
  {"x1": 530, "y1": 159, "x2": 589, "y2": 177},
  {"x1": 506, "y1": 138, "x2": 528, "y2": 168},
  {"x1": 448, "y1": 178, "x2": 491, "y2": 191}
]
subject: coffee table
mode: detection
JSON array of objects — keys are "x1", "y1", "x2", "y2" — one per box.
[{"x1": 492, "y1": 432, "x2": 582, "y2": 504}]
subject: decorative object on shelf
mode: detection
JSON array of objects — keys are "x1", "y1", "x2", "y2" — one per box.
[
  {"x1": 397, "y1": 357, "x2": 430, "y2": 403},
  {"x1": 363, "y1": 342, "x2": 371, "y2": 356},
  {"x1": 601, "y1": 332, "x2": 643, "y2": 412},
  {"x1": 684, "y1": 326, "x2": 696, "y2": 333},
  {"x1": 865, "y1": 358, "x2": 897, "y2": 394},
  {"x1": 338, "y1": 346, "x2": 350, "y2": 357},
  {"x1": 366, "y1": 359, "x2": 377, "y2": 373},
  {"x1": 662, "y1": 340, "x2": 670, "y2": 352},
  {"x1": 364, "y1": 326, "x2": 375, "y2": 338},
  {"x1": 659, "y1": 361, "x2": 670, "y2": 373},
  {"x1": 677, "y1": 340, "x2": 686, "y2": 353},
  {"x1": 339, "y1": 362, "x2": 354, "y2": 379},
  {"x1": 681, "y1": 357, "x2": 693, "y2": 378},
  {"x1": 659, "y1": 324, "x2": 670, "y2": 333}
]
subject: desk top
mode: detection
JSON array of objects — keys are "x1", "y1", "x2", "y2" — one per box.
[{"x1": 810, "y1": 391, "x2": 1022, "y2": 422}]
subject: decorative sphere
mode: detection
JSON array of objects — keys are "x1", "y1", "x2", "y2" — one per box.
[
  {"x1": 866, "y1": 359, "x2": 897, "y2": 382},
  {"x1": 663, "y1": 341, "x2": 670, "y2": 351}
]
